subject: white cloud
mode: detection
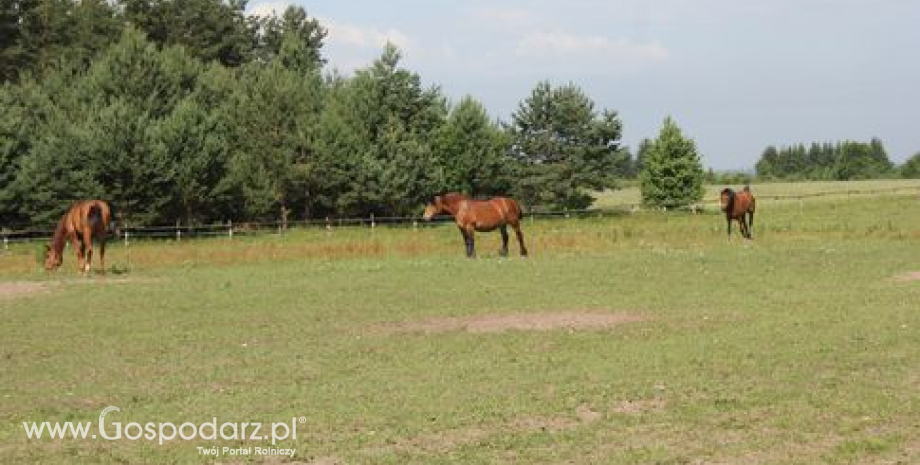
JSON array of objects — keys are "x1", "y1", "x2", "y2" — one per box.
[
  {"x1": 322, "y1": 17, "x2": 413, "y2": 52},
  {"x1": 245, "y1": 1, "x2": 293, "y2": 18},
  {"x1": 516, "y1": 31, "x2": 669, "y2": 64},
  {"x1": 318, "y1": 17, "x2": 420, "y2": 75},
  {"x1": 472, "y1": 6, "x2": 538, "y2": 25}
]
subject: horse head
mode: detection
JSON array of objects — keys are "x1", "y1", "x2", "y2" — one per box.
[
  {"x1": 719, "y1": 188, "x2": 735, "y2": 213},
  {"x1": 423, "y1": 196, "x2": 444, "y2": 220},
  {"x1": 43, "y1": 244, "x2": 62, "y2": 271}
]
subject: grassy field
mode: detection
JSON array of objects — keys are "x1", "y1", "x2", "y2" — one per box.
[
  {"x1": 594, "y1": 178, "x2": 920, "y2": 209},
  {"x1": 1, "y1": 182, "x2": 919, "y2": 464}
]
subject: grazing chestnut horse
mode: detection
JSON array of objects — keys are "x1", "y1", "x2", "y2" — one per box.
[
  {"x1": 45, "y1": 200, "x2": 112, "y2": 274},
  {"x1": 423, "y1": 193, "x2": 528, "y2": 258},
  {"x1": 719, "y1": 186, "x2": 756, "y2": 239}
]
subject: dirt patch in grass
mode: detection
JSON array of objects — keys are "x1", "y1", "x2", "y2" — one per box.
[
  {"x1": 0, "y1": 281, "x2": 48, "y2": 300},
  {"x1": 0, "y1": 276, "x2": 161, "y2": 302},
  {"x1": 376, "y1": 311, "x2": 647, "y2": 335},
  {"x1": 893, "y1": 271, "x2": 920, "y2": 282},
  {"x1": 63, "y1": 276, "x2": 160, "y2": 285},
  {"x1": 611, "y1": 398, "x2": 667, "y2": 415}
]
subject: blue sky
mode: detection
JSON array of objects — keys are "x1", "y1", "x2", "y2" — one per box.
[{"x1": 248, "y1": 0, "x2": 919, "y2": 170}]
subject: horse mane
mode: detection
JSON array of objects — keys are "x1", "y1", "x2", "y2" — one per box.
[
  {"x1": 434, "y1": 193, "x2": 467, "y2": 213},
  {"x1": 441, "y1": 192, "x2": 469, "y2": 201},
  {"x1": 721, "y1": 188, "x2": 736, "y2": 216},
  {"x1": 49, "y1": 210, "x2": 70, "y2": 256}
]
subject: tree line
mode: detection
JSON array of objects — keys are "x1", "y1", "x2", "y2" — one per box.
[
  {"x1": 754, "y1": 138, "x2": 902, "y2": 181},
  {"x1": 2, "y1": 0, "x2": 914, "y2": 228},
  {"x1": 1, "y1": 0, "x2": 649, "y2": 227}
]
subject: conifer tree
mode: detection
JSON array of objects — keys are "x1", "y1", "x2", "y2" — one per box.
[{"x1": 640, "y1": 116, "x2": 704, "y2": 209}]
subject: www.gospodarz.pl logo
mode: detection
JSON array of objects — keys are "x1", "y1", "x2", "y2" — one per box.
[{"x1": 23, "y1": 405, "x2": 305, "y2": 446}]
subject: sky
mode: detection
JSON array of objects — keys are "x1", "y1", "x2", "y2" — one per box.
[{"x1": 247, "y1": 0, "x2": 919, "y2": 170}]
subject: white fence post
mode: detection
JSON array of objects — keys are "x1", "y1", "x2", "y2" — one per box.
[{"x1": 228, "y1": 220, "x2": 234, "y2": 239}]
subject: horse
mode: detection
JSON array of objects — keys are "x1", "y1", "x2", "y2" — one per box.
[
  {"x1": 719, "y1": 186, "x2": 756, "y2": 239},
  {"x1": 423, "y1": 193, "x2": 528, "y2": 258},
  {"x1": 44, "y1": 200, "x2": 112, "y2": 274}
]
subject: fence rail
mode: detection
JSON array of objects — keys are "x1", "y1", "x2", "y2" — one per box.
[{"x1": 2, "y1": 185, "x2": 917, "y2": 247}]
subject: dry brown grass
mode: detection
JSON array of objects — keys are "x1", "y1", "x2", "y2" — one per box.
[{"x1": 373, "y1": 311, "x2": 648, "y2": 335}]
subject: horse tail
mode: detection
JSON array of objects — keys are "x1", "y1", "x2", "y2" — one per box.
[
  {"x1": 748, "y1": 193, "x2": 755, "y2": 237},
  {"x1": 88, "y1": 203, "x2": 103, "y2": 227}
]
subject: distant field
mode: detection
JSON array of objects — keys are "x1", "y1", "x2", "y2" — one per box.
[
  {"x1": 595, "y1": 178, "x2": 920, "y2": 210},
  {"x1": 1, "y1": 185, "x2": 919, "y2": 464}
]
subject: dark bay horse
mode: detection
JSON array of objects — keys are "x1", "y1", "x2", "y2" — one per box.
[
  {"x1": 423, "y1": 193, "x2": 528, "y2": 258},
  {"x1": 719, "y1": 186, "x2": 756, "y2": 239},
  {"x1": 45, "y1": 200, "x2": 112, "y2": 274}
]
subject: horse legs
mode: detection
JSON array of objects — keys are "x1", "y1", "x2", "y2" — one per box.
[
  {"x1": 726, "y1": 218, "x2": 732, "y2": 238},
  {"x1": 82, "y1": 228, "x2": 94, "y2": 273},
  {"x1": 458, "y1": 226, "x2": 475, "y2": 258},
  {"x1": 511, "y1": 223, "x2": 528, "y2": 256},
  {"x1": 747, "y1": 210, "x2": 755, "y2": 239},
  {"x1": 70, "y1": 234, "x2": 85, "y2": 273},
  {"x1": 499, "y1": 226, "x2": 509, "y2": 257},
  {"x1": 99, "y1": 239, "x2": 106, "y2": 275}
]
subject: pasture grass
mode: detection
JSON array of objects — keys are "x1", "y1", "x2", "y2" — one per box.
[
  {"x1": 594, "y1": 178, "x2": 920, "y2": 209},
  {"x1": 1, "y1": 186, "x2": 919, "y2": 464}
]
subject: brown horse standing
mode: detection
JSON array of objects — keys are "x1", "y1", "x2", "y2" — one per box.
[
  {"x1": 45, "y1": 200, "x2": 112, "y2": 274},
  {"x1": 719, "y1": 186, "x2": 756, "y2": 239},
  {"x1": 423, "y1": 193, "x2": 528, "y2": 258}
]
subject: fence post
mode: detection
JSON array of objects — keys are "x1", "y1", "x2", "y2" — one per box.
[
  {"x1": 326, "y1": 217, "x2": 332, "y2": 231},
  {"x1": 413, "y1": 220, "x2": 418, "y2": 231},
  {"x1": 176, "y1": 220, "x2": 181, "y2": 242},
  {"x1": 2, "y1": 235, "x2": 7, "y2": 252},
  {"x1": 370, "y1": 213, "x2": 376, "y2": 230},
  {"x1": 228, "y1": 220, "x2": 233, "y2": 240},
  {"x1": 124, "y1": 229, "x2": 129, "y2": 247}
]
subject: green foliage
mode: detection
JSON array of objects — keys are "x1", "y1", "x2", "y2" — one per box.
[
  {"x1": 251, "y1": 5, "x2": 327, "y2": 70},
  {"x1": 310, "y1": 45, "x2": 447, "y2": 217},
  {"x1": 900, "y1": 152, "x2": 920, "y2": 178},
  {"x1": 225, "y1": 56, "x2": 323, "y2": 223},
  {"x1": 434, "y1": 96, "x2": 511, "y2": 196},
  {"x1": 639, "y1": 117, "x2": 705, "y2": 208},
  {"x1": 119, "y1": 0, "x2": 252, "y2": 67},
  {"x1": 705, "y1": 169, "x2": 752, "y2": 185},
  {"x1": 755, "y1": 138, "x2": 895, "y2": 180},
  {"x1": 0, "y1": 0, "x2": 121, "y2": 82},
  {"x1": 508, "y1": 81, "x2": 624, "y2": 210}
]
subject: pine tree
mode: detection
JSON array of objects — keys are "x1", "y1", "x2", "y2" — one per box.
[
  {"x1": 640, "y1": 116, "x2": 704, "y2": 209},
  {"x1": 508, "y1": 80, "x2": 623, "y2": 210},
  {"x1": 434, "y1": 96, "x2": 510, "y2": 197}
]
